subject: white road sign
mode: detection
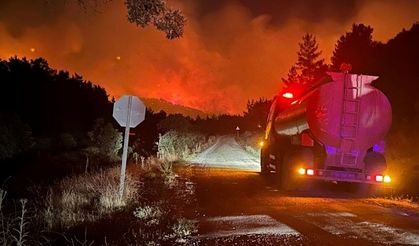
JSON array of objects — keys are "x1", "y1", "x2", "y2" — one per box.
[
  {"x1": 113, "y1": 96, "x2": 145, "y2": 128},
  {"x1": 112, "y1": 95, "x2": 146, "y2": 198}
]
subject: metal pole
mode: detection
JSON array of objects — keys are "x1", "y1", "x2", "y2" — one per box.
[{"x1": 119, "y1": 96, "x2": 132, "y2": 199}]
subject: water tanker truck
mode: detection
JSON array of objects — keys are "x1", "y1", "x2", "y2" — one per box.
[{"x1": 260, "y1": 71, "x2": 392, "y2": 191}]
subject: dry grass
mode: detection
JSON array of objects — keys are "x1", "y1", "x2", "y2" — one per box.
[
  {"x1": 45, "y1": 167, "x2": 141, "y2": 229},
  {"x1": 1, "y1": 157, "x2": 197, "y2": 245},
  {"x1": 366, "y1": 196, "x2": 419, "y2": 211}
]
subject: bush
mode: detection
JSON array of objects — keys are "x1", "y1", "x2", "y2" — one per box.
[
  {"x1": 0, "y1": 113, "x2": 33, "y2": 159},
  {"x1": 87, "y1": 119, "x2": 122, "y2": 163},
  {"x1": 157, "y1": 130, "x2": 214, "y2": 162},
  {"x1": 59, "y1": 133, "x2": 77, "y2": 150},
  {"x1": 170, "y1": 218, "x2": 198, "y2": 243},
  {"x1": 133, "y1": 204, "x2": 163, "y2": 226},
  {"x1": 236, "y1": 131, "x2": 263, "y2": 158}
]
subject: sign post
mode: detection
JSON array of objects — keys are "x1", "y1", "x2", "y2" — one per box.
[
  {"x1": 236, "y1": 126, "x2": 240, "y2": 138},
  {"x1": 113, "y1": 95, "x2": 145, "y2": 198}
]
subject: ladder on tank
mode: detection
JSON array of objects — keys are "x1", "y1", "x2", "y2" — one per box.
[{"x1": 339, "y1": 74, "x2": 361, "y2": 167}]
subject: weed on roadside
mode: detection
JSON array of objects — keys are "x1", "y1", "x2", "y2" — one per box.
[{"x1": 124, "y1": 160, "x2": 199, "y2": 245}]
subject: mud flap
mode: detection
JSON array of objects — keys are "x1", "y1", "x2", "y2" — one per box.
[{"x1": 260, "y1": 148, "x2": 270, "y2": 176}]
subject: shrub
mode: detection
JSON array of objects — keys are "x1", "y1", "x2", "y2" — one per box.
[
  {"x1": 157, "y1": 130, "x2": 214, "y2": 162},
  {"x1": 59, "y1": 133, "x2": 77, "y2": 149},
  {"x1": 133, "y1": 204, "x2": 163, "y2": 226},
  {"x1": 87, "y1": 119, "x2": 123, "y2": 163},
  {"x1": 170, "y1": 218, "x2": 198, "y2": 243},
  {"x1": 0, "y1": 113, "x2": 33, "y2": 159},
  {"x1": 236, "y1": 131, "x2": 263, "y2": 158}
]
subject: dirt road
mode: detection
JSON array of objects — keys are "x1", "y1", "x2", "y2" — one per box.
[
  {"x1": 184, "y1": 136, "x2": 419, "y2": 245},
  {"x1": 191, "y1": 135, "x2": 259, "y2": 170}
]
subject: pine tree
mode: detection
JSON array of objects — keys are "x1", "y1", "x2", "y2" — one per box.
[
  {"x1": 282, "y1": 33, "x2": 327, "y2": 86},
  {"x1": 282, "y1": 66, "x2": 299, "y2": 86}
]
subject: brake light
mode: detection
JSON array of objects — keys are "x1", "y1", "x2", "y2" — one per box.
[
  {"x1": 306, "y1": 169, "x2": 314, "y2": 176},
  {"x1": 282, "y1": 92, "x2": 294, "y2": 99}
]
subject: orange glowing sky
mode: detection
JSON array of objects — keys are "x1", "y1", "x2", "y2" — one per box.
[{"x1": 0, "y1": 0, "x2": 418, "y2": 114}]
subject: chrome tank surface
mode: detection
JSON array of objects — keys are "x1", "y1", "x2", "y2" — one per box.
[{"x1": 274, "y1": 72, "x2": 392, "y2": 154}]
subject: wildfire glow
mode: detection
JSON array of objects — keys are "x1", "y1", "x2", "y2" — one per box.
[{"x1": 0, "y1": 1, "x2": 417, "y2": 114}]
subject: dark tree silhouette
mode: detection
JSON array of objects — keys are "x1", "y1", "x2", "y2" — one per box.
[
  {"x1": 331, "y1": 24, "x2": 383, "y2": 73},
  {"x1": 157, "y1": 114, "x2": 195, "y2": 133},
  {"x1": 331, "y1": 22, "x2": 419, "y2": 128},
  {"x1": 0, "y1": 113, "x2": 33, "y2": 159},
  {"x1": 244, "y1": 98, "x2": 272, "y2": 130},
  {"x1": 131, "y1": 109, "x2": 167, "y2": 155},
  {"x1": 72, "y1": 0, "x2": 186, "y2": 39},
  {"x1": 0, "y1": 57, "x2": 112, "y2": 138},
  {"x1": 283, "y1": 34, "x2": 328, "y2": 86},
  {"x1": 125, "y1": 0, "x2": 186, "y2": 39},
  {"x1": 374, "y1": 23, "x2": 419, "y2": 123}
]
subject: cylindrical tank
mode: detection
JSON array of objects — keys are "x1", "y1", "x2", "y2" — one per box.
[{"x1": 274, "y1": 72, "x2": 392, "y2": 152}]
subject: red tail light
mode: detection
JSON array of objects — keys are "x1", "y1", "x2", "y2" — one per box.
[{"x1": 282, "y1": 92, "x2": 294, "y2": 99}]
